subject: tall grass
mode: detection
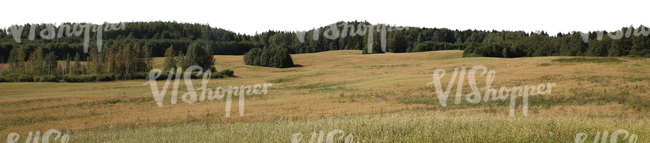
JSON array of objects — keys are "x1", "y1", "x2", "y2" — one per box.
[{"x1": 70, "y1": 115, "x2": 649, "y2": 142}]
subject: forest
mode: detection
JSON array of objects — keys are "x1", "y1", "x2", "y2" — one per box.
[{"x1": 0, "y1": 21, "x2": 648, "y2": 82}]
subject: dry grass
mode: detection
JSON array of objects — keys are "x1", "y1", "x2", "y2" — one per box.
[
  {"x1": 1, "y1": 50, "x2": 649, "y2": 142},
  {"x1": 71, "y1": 115, "x2": 650, "y2": 142}
]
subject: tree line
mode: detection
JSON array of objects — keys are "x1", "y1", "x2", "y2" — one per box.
[
  {"x1": 1, "y1": 21, "x2": 648, "y2": 81},
  {"x1": 2, "y1": 21, "x2": 647, "y2": 61}
]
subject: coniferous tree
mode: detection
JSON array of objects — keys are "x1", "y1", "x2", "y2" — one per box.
[{"x1": 259, "y1": 46, "x2": 269, "y2": 66}]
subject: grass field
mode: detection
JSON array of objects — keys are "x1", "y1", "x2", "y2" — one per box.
[{"x1": 1, "y1": 50, "x2": 649, "y2": 142}]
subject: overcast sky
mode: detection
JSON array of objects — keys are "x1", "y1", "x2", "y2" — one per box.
[{"x1": 3, "y1": 0, "x2": 647, "y2": 35}]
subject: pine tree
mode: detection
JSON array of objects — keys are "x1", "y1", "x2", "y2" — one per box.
[
  {"x1": 243, "y1": 48, "x2": 255, "y2": 65},
  {"x1": 259, "y1": 46, "x2": 269, "y2": 66}
]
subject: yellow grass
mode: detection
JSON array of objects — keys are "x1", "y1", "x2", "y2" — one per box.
[{"x1": 1, "y1": 50, "x2": 649, "y2": 142}]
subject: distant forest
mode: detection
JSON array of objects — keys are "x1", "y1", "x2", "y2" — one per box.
[
  {"x1": 1, "y1": 21, "x2": 647, "y2": 82},
  {"x1": 0, "y1": 21, "x2": 649, "y2": 64}
]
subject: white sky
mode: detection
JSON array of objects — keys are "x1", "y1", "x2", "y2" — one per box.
[{"x1": 3, "y1": 0, "x2": 647, "y2": 35}]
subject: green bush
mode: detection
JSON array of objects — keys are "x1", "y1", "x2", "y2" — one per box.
[
  {"x1": 211, "y1": 72, "x2": 224, "y2": 79},
  {"x1": 219, "y1": 69, "x2": 234, "y2": 77},
  {"x1": 44, "y1": 75, "x2": 59, "y2": 82},
  {"x1": 0, "y1": 76, "x2": 7, "y2": 82},
  {"x1": 1, "y1": 74, "x2": 15, "y2": 82},
  {"x1": 0, "y1": 72, "x2": 152, "y2": 82},
  {"x1": 115, "y1": 74, "x2": 124, "y2": 80},
  {"x1": 134, "y1": 73, "x2": 147, "y2": 79},
  {"x1": 124, "y1": 73, "x2": 133, "y2": 80},
  {"x1": 148, "y1": 71, "x2": 170, "y2": 81},
  {"x1": 79, "y1": 75, "x2": 97, "y2": 82},
  {"x1": 207, "y1": 67, "x2": 216, "y2": 73},
  {"x1": 1, "y1": 69, "x2": 10, "y2": 75},
  {"x1": 1, "y1": 73, "x2": 32, "y2": 82},
  {"x1": 17, "y1": 74, "x2": 33, "y2": 82},
  {"x1": 97, "y1": 74, "x2": 114, "y2": 82},
  {"x1": 63, "y1": 75, "x2": 77, "y2": 82}
]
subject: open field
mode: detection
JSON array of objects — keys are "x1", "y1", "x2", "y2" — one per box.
[{"x1": 1, "y1": 50, "x2": 650, "y2": 142}]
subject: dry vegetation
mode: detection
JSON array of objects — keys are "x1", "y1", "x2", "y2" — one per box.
[{"x1": 1, "y1": 50, "x2": 649, "y2": 142}]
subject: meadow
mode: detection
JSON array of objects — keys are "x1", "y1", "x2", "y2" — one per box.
[{"x1": 1, "y1": 50, "x2": 649, "y2": 142}]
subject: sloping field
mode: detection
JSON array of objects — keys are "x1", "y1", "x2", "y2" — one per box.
[{"x1": 1, "y1": 50, "x2": 649, "y2": 142}]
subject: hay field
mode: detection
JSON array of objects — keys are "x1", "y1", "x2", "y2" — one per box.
[{"x1": 1, "y1": 50, "x2": 649, "y2": 142}]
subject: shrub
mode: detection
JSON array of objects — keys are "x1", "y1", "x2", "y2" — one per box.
[
  {"x1": 211, "y1": 72, "x2": 224, "y2": 79},
  {"x1": 207, "y1": 67, "x2": 216, "y2": 73},
  {"x1": 1, "y1": 69, "x2": 10, "y2": 75},
  {"x1": 135, "y1": 73, "x2": 147, "y2": 79},
  {"x1": 115, "y1": 74, "x2": 123, "y2": 80},
  {"x1": 97, "y1": 74, "x2": 114, "y2": 82},
  {"x1": 219, "y1": 69, "x2": 234, "y2": 77},
  {"x1": 1, "y1": 73, "x2": 19, "y2": 82},
  {"x1": 79, "y1": 75, "x2": 97, "y2": 82},
  {"x1": 44, "y1": 75, "x2": 59, "y2": 82},
  {"x1": 124, "y1": 73, "x2": 133, "y2": 80},
  {"x1": 63, "y1": 75, "x2": 78, "y2": 82},
  {"x1": 17, "y1": 74, "x2": 33, "y2": 82},
  {"x1": 0, "y1": 76, "x2": 7, "y2": 82},
  {"x1": 148, "y1": 71, "x2": 170, "y2": 80},
  {"x1": 118, "y1": 73, "x2": 148, "y2": 80}
]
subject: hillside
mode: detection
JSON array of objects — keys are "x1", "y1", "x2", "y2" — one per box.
[{"x1": 1, "y1": 50, "x2": 649, "y2": 142}]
